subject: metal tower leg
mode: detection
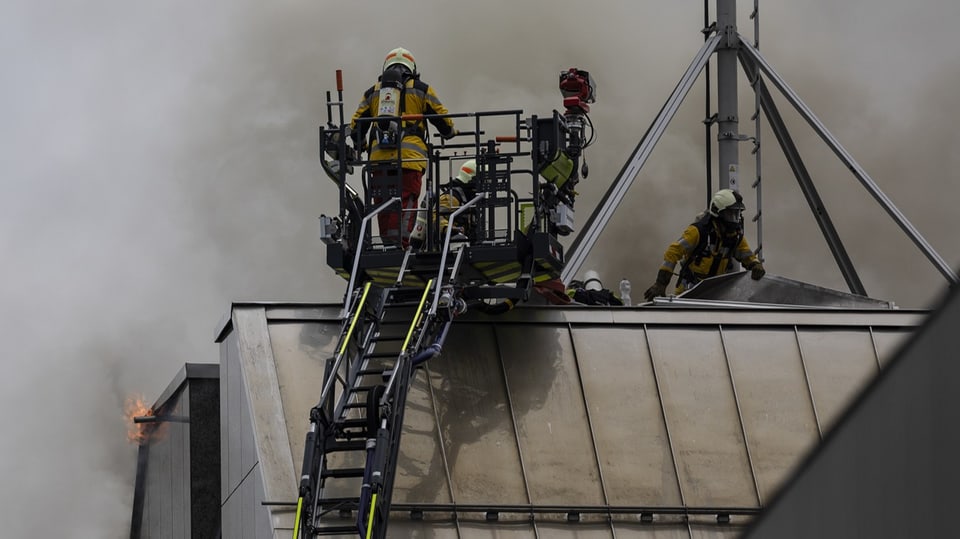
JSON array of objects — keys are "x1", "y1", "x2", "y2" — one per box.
[
  {"x1": 563, "y1": 33, "x2": 722, "y2": 283},
  {"x1": 739, "y1": 50, "x2": 868, "y2": 296},
  {"x1": 738, "y1": 36, "x2": 959, "y2": 286}
]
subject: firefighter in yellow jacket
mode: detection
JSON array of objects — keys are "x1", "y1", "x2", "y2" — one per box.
[
  {"x1": 351, "y1": 47, "x2": 457, "y2": 247},
  {"x1": 410, "y1": 159, "x2": 479, "y2": 248},
  {"x1": 438, "y1": 159, "x2": 479, "y2": 237},
  {"x1": 643, "y1": 189, "x2": 765, "y2": 300}
]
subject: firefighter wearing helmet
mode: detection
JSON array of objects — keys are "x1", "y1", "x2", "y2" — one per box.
[
  {"x1": 351, "y1": 47, "x2": 458, "y2": 247},
  {"x1": 643, "y1": 188, "x2": 765, "y2": 301},
  {"x1": 439, "y1": 159, "x2": 479, "y2": 236},
  {"x1": 410, "y1": 159, "x2": 479, "y2": 248}
]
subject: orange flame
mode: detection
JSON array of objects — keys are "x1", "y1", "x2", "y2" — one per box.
[{"x1": 125, "y1": 394, "x2": 154, "y2": 444}]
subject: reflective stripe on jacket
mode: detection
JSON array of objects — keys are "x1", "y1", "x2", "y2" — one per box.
[{"x1": 351, "y1": 77, "x2": 455, "y2": 172}]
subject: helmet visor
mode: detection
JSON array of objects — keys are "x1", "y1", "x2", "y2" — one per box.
[{"x1": 720, "y1": 208, "x2": 742, "y2": 223}]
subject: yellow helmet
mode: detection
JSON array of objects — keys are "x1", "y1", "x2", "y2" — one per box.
[
  {"x1": 383, "y1": 47, "x2": 416, "y2": 74},
  {"x1": 457, "y1": 159, "x2": 477, "y2": 183}
]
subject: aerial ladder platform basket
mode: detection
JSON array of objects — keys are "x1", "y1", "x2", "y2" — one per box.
[{"x1": 294, "y1": 67, "x2": 596, "y2": 538}]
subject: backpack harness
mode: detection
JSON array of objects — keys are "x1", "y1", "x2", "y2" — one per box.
[
  {"x1": 371, "y1": 72, "x2": 428, "y2": 150},
  {"x1": 677, "y1": 214, "x2": 744, "y2": 288}
]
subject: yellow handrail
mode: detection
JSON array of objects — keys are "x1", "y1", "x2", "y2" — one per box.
[
  {"x1": 291, "y1": 496, "x2": 303, "y2": 539},
  {"x1": 338, "y1": 282, "x2": 372, "y2": 357},
  {"x1": 365, "y1": 493, "x2": 379, "y2": 539},
  {"x1": 401, "y1": 279, "x2": 434, "y2": 352}
]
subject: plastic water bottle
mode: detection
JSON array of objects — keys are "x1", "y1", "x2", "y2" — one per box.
[{"x1": 619, "y1": 278, "x2": 632, "y2": 306}]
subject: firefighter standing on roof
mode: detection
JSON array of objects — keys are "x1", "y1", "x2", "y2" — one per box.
[
  {"x1": 351, "y1": 47, "x2": 457, "y2": 247},
  {"x1": 643, "y1": 189, "x2": 766, "y2": 301}
]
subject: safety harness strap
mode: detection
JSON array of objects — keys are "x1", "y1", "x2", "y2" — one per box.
[{"x1": 678, "y1": 215, "x2": 743, "y2": 286}]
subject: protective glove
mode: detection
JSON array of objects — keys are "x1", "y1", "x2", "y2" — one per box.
[
  {"x1": 747, "y1": 261, "x2": 765, "y2": 280},
  {"x1": 644, "y1": 282, "x2": 666, "y2": 302},
  {"x1": 440, "y1": 128, "x2": 459, "y2": 140},
  {"x1": 643, "y1": 269, "x2": 673, "y2": 301},
  {"x1": 350, "y1": 130, "x2": 367, "y2": 153}
]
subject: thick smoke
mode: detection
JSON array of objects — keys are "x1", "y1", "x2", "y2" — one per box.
[{"x1": 1, "y1": 1, "x2": 957, "y2": 537}]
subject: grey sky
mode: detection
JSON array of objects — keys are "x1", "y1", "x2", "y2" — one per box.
[{"x1": 2, "y1": 1, "x2": 958, "y2": 537}]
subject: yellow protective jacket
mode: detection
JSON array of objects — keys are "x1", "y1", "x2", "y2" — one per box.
[
  {"x1": 659, "y1": 214, "x2": 759, "y2": 293},
  {"x1": 437, "y1": 184, "x2": 477, "y2": 234},
  {"x1": 351, "y1": 76, "x2": 455, "y2": 172}
]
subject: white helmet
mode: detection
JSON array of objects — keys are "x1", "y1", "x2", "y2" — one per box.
[
  {"x1": 708, "y1": 188, "x2": 745, "y2": 222},
  {"x1": 583, "y1": 270, "x2": 603, "y2": 291},
  {"x1": 383, "y1": 47, "x2": 416, "y2": 75},
  {"x1": 456, "y1": 159, "x2": 477, "y2": 183}
]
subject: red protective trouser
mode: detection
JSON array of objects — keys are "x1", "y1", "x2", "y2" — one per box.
[{"x1": 372, "y1": 168, "x2": 422, "y2": 247}]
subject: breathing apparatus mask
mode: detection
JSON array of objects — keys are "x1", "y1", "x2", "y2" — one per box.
[
  {"x1": 720, "y1": 207, "x2": 743, "y2": 225},
  {"x1": 709, "y1": 189, "x2": 745, "y2": 229}
]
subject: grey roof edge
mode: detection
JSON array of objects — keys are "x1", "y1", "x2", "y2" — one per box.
[
  {"x1": 489, "y1": 304, "x2": 925, "y2": 327},
  {"x1": 215, "y1": 301, "x2": 345, "y2": 342},
  {"x1": 212, "y1": 301, "x2": 927, "y2": 338},
  {"x1": 212, "y1": 272, "x2": 923, "y2": 343},
  {"x1": 152, "y1": 362, "x2": 219, "y2": 411}
]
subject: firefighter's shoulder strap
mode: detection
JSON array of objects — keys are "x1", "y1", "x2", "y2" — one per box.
[
  {"x1": 689, "y1": 213, "x2": 715, "y2": 256},
  {"x1": 679, "y1": 214, "x2": 743, "y2": 278},
  {"x1": 449, "y1": 184, "x2": 467, "y2": 204},
  {"x1": 401, "y1": 77, "x2": 429, "y2": 142}
]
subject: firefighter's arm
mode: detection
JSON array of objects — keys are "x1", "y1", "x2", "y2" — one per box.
[
  {"x1": 437, "y1": 191, "x2": 452, "y2": 231},
  {"x1": 350, "y1": 87, "x2": 375, "y2": 148},
  {"x1": 659, "y1": 225, "x2": 700, "y2": 274},
  {"x1": 423, "y1": 85, "x2": 456, "y2": 138},
  {"x1": 645, "y1": 225, "x2": 699, "y2": 300},
  {"x1": 437, "y1": 191, "x2": 462, "y2": 232},
  {"x1": 735, "y1": 237, "x2": 765, "y2": 280},
  {"x1": 642, "y1": 269, "x2": 673, "y2": 301}
]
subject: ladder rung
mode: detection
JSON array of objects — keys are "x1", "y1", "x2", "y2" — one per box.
[
  {"x1": 338, "y1": 430, "x2": 372, "y2": 441},
  {"x1": 324, "y1": 440, "x2": 366, "y2": 452},
  {"x1": 389, "y1": 286, "x2": 426, "y2": 296},
  {"x1": 382, "y1": 300, "x2": 421, "y2": 308},
  {"x1": 378, "y1": 319, "x2": 415, "y2": 326},
  {"x1": 321, "y1": 467, "x2": 366, "y2": 479},
  {"x1": 357, "y1": 367, "x2": 391, "y2": 376},
  {"x1": 312, "y1": 524, "x2": 360, "y2": 535},
  {"x1": 370, "y1": 335, "x2": 405, "y2": 342},
  {"x1": 317, "y1": 496, "x2": 360, "y2": 508},
  {"x1": 338, "y1": 418, "x2": 372, "y2": 429},
  {"x1": 363, "y1": 352, "x2": 399, "y2": 360}
]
